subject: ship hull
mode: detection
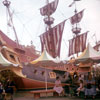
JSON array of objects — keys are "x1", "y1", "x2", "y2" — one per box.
[
  {"x1": 16, "y1": 63, "x2": 69, "y2": 90},
  {"x1": 0, "y1": 65, "x2": 69, "y2": 90},
  {"x1": 14, "y1": 77, "x2": 55, "y2": 90}
]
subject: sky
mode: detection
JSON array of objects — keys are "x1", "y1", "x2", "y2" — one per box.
[{"x1": 0, "y1": 0, "x2": 100, "y2": 60}]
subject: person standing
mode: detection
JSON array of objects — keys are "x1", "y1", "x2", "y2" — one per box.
[
  {"x1": 5, "y1": 78, "x2": 16, "y2": 100},
  {"x1": 0, "y1": 82, "x2": 3, "y2": 99},
  {"x1": 0, "y1": 82, "x2": 3, "y2": 93}
]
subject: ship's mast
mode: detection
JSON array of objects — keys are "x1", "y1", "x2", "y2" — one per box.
[
  {"x1": 43, "y1": 0, "x2": 55, "y2": 57},
  {"x1": 70, "y1": 0, "x2": 81, "y2": 57},
  {"x1": 3, "y1": 0, "x2": 19, "y2": 45},
  {"x1": 44, "y1": 0, "x2": 54, "y2": 31},
  {"x1": 40, "y1": 0, "x2": 64, "y2": 58},
  {"x1": 71, "y1": 0, "x2": 81, "y2": 36}
]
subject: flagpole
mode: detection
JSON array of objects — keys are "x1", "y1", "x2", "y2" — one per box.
[
  {"x1": 45, "y1": 67, "x2": 47, "y2": 91},
  {"x1": 74, "y1": 1, "x2": 78, "y2": 57},
  {"x1": 69, "y1": 0, "x2": 81, "y2": 57},
  {"x1": 44, "y1": 0, "x2": 50, "y2": 91}
]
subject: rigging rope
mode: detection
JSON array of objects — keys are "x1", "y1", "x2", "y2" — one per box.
[{"x1": 13, "y1": 11, "x2": 43, "y2": 50}]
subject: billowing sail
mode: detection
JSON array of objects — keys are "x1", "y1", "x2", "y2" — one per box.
[
  {"x1": 40, "y1": 0, "x2": 59, "y2": 16},
  {"x1": 70, "y1": 9, "x2": 84, "y2": 25},
  {"x1": 40, "y1": 20, "x2": 66, "y2": 58},
  {"x1": 68, "y1": 31, "x2": 88, "y2": 56}
]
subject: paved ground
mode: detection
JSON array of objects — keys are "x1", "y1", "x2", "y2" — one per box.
[{"x1": 12, "y1": 91, "x2": 100, "y2": 100}]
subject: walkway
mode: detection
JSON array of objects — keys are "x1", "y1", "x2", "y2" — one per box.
[{"x1": 12, "y1": 91, "x2": 100, "y2": 100}]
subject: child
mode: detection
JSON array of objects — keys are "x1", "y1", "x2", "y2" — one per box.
[{"x1": 77, "y1": 80, "x2": 84, "y2": 96}]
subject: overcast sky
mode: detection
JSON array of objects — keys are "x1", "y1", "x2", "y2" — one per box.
[{"x1": 0, "y1": 0, "x2": 100, "y2": 60}]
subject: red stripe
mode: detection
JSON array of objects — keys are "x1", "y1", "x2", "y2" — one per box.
[{"x1": 40, "y1": 20, "x2": 65, "y2": 57}]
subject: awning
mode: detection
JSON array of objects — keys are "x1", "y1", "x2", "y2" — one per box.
[
  {"x1": 76, "y1": 44, "x2": 100, "y2": 63},
  {"x1": 31, "y1": 49, "x2": 61, "y2": 64}
]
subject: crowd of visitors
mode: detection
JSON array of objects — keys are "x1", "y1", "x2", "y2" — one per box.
[
  {"x1": 53, "y1": 72, "x2": 100, "y2": 99},
  {"x1": 0, "y1": 78, "x2": 16, "y2": 100},
  {"x1": 0, "y1": 72, "x2": 100, "y2": 99}
]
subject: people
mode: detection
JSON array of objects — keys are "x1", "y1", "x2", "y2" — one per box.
[
  {"x1": 79, "y1": 74, "x2": 84, "y2": 81},
  {"x1": 0, "y1": 82, "x2": 3, "y2": 94},
  {"x1": 0, "y1": 82, "x2": 3, "y2": 99},
  {"x1": 5, "y1": 78, "x2": 16, "y2": 100},
  {"x1": 98, "y1": 77, "x2": 100, "y2": 91},
  {"x1": 53, "y1": 76, "x2": 65, "y2": 96},
  {"x1": 84, "y1": 73, "x2": 96, "y2": 99},
  {"x1": 76, "y1": 80, "x2": 84, "y2": 96},
  {"x1": 73, "y1": 71, "x2": 79, "y2": 84}
]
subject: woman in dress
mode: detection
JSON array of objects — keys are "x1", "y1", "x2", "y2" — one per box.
[{"x1": 53, "y1": 76, "x2": 64, "y2": 96}]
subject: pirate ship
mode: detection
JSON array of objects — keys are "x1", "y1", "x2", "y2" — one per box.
[
  {"x1": 0, "y1": 0, "x2": 70, "y2": 90},
  {"x1": 0, "y1": 0, "x2": 99, "y2": 90}
]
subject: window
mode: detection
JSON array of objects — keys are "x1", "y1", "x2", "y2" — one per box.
[
  {"x1": 41, "y1": 71, "x2": 45, "y2": 76},
  {"x1": 66, "y1": 68, "x2": 68, "y2": 70},
  {"x1": 33, "y1": 70, "x2": 38, "y2": 74},
  {"x1": 9, "y1": 54, "x2": 15, "y2": 61},
  {"x1": 27, "y1": 57, "x2": 31, "y2": 61},
  {"x1": 49, "y1": 72, "x2": 56, "y2": 79}
]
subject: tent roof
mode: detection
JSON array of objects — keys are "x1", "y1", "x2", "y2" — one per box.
[
  {"x1": 76, "y1": 44, "x2": 100, "y2": 62},
  {"x1": 31, "y1": 49, "x2": 60, "y2": 64}
]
